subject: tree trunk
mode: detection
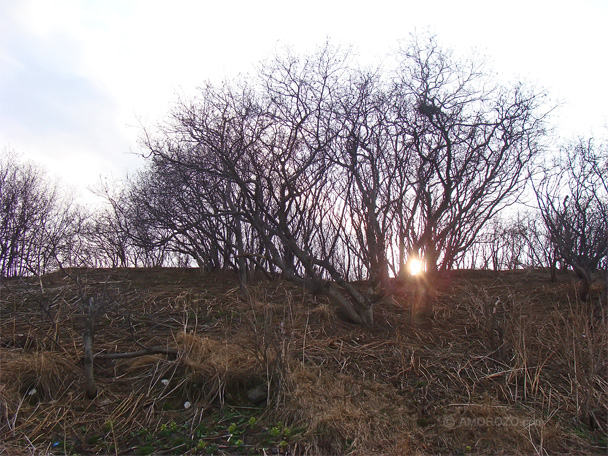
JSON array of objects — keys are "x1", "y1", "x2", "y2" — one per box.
[
  {"x1": 398, "y1": 229, "x2": 406, "y2": 279},
  {"x1": 226, "y1": 183, "x2": 249, "y2": 299},
  {"x1": 326, "y1": 283, "x2": 373, "y2": 328},
  {"x1": 572, "y1": 264, "x2": 592, "y2": 302},
  {"x1": 234, "y1": 219, "x2": 249, "y2": 300}
]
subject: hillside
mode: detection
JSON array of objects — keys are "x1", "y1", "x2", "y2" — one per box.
[{"x1": 1, "y1": 268, "x2": 606, "y2": 455}]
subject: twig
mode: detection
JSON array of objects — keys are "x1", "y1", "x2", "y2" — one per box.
[{"x1": 93, "y1": 345, "x2": 179, "y2": 360}]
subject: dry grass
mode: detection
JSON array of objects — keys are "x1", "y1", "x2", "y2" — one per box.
[
  {"x1": 0, "y1": 350, "x2": 78, "y2": 400},
  {"x1": 281, "y1": 362, "x2": 415, "y2": 455},
  {"x1": 0, "y1": 267, "x2": 606, "y2": 454},
  {"x1": 142, "y1": 332, "x2": 267, "y2": 406}
]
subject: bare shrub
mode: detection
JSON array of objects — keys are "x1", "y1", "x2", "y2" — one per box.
[
  {"x1": 0, "y1": 152, "x2": 78, "y2": 278},
  {"x1": 535, "y1": 138, "x2": 608, "y2": 303}
]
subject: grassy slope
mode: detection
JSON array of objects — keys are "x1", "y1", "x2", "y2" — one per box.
[{"x1": 0, "y1": 267, "x2": 606, "y2": 455}]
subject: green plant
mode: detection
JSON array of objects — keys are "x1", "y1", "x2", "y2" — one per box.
[
  {"x1": 169, "y1": 434, "x2": 191, "y2": 451},
  {"x1": 416, "y1": 417, "x2": 429, "y2": 427},
  {"x1": 269, "y1": 426, "x2": 282, "y2": 438},
  {"x1": 136, "y1": 445, "x2": 155, "y2": 455},
  {"x1": 195, "y1": 424, "x2": 209, "y2": 439},
  {"x1": 205, "y1": 443, "x2": 219, "y2": 454},
  {"x1": 85, "y1": 435, "x2": 101, "y2": 445},
  {"x1": 137, "y1": 427, "x2": 151, "y2": 439},
  {"x1": 159, "y1": 420, "x2": 180, "y2": 437},
  {"x1": 263, "y1": 421, "x2": 296, "y2": 448},
  {"x1": 102, "y1": 421, "x2": 114, "y2": 433}
]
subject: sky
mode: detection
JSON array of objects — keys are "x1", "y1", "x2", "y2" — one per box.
[{"x1": 1, "y1": 0, "x2": 607, "y2": 204}]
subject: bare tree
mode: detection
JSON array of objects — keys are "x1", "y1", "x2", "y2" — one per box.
[
  {"x1": 391, "y1": 34, "x2": 549, "y2": 278},
  {"x1": 331, "y1": 67, "x2": 407, "y2": 295},
  {"x1": 127, "y1": 36, "x2": 550, "y2": 326},
  {"x1": 535, "y1": 138, "x2": 608, "y2": 303},
  {"x1": 0, "y1": 151, "x2": 77, "y2": 278},
  {"x1": 136, "y1": 45, "x2": 378, "y2": 325},
  {"x1": 466, "y1": 212, "x2": 557, "y2": 272}
]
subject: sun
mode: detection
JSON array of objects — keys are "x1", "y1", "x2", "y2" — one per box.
[{"x1": 408, "y1": 258, "x2": 423, "y2": 276}]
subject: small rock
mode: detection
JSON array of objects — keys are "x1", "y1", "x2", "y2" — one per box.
[{"x1": 246, "y1": 384, "x2": 268, "y2": 405}]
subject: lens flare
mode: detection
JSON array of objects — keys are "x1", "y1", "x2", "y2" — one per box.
[{"x1": 408, "y1": 258, "x2": 422, "y2": 276}]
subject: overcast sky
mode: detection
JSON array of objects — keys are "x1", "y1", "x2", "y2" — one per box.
[{"x1": 1, "y1": 0, "x2": 607, "y2": 203}]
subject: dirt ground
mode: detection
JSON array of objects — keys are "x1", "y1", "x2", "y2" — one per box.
[{"x1": 1, "y1": 267, "x2": 606, "y2": 455}]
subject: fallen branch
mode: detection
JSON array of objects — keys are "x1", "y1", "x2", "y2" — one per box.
[{"x1": 93, "y1": 346, "x2": 180, "y2": 360}]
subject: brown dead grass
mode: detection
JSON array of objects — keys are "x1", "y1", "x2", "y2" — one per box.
[
  {"x1": 281, "y1": 362, "x2": 415, "y2": 455},
  {"x1": 0, "y1": 267, "x2": 606, "y2": 454},
  {"x1": 176, "y1": 332, "x2": 261, "y2": 379},
  {"x1": 172, "y1": 332, "x2": 265, "y2": 403},
  {"x1": 0, "y1": 351, "x2": 78, "y2": 399}
]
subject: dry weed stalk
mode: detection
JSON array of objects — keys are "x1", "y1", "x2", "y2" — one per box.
[
  {"x1": 82, "y1": 296, "x2": 98, "y2": 399},
  {"x1": 0, "y1": 348, "x2": 79, "y2": 445},
  {"x1": 462, "y1": 284, "x2": 507, "y2": 359},
  {"x1": 243, "y1": 285, "x2": 299, "y2": 408},
  {"x1": 461, "y1": 282, "x2": 555, "y2": 404},
  {"x1": 459, "y1": 274, "x2": 607, "y2": 450},
  {"x1": 548, "y1": 296, "x2": 608, "y2": 431}
]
